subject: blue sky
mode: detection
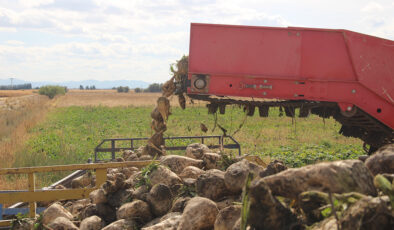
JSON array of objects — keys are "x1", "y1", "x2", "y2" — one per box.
[{"x1": 0, "y1": 0, "x2": 393, "y2": 83}]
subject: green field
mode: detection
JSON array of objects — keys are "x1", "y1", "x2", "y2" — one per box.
[{"x1": 14, "y1": 105, "x2": 364, "y2": 174}]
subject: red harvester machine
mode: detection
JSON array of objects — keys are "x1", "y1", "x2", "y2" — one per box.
[{"x1": 175, "y1": 23, "x2": 394, "y2": 153}]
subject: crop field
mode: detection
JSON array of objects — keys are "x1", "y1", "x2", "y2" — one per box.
[
  {"x1": 55, "y1": 90, "x2": 180, "y2": 107},
  {"x1": 1, "y1": 91, "x2": 364, "y2": 189}
]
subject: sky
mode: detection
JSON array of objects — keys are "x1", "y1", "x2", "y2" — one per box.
[{"x1": 0, "y1": 0, "x2": 393, "y2": 83}]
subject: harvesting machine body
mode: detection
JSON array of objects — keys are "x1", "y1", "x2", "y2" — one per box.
[{"x1": 180, "y1": 23, "x2": 394, "y2": 152}]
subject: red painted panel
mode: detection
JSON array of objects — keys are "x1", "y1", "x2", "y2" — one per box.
[
  {"x1": 189, "y1": 24, "x2": 301, "y2": 77},
  {"x1": 300, "y1": 31, "x2": 356, "y2": 81},
  {"x1": 345, "y1": 31, "x2": 394, "y2": 105}
]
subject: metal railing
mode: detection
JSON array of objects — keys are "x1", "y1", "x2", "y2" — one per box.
[
  {"x1": 94, "y1": 135, "x2": 241, "y2": 162},
  {"x1": 0, "y1": 161, "x2": 156, "y2": 227},
  {"x1": 0, "y1": 169, "x2": 86, "y2": 223}
]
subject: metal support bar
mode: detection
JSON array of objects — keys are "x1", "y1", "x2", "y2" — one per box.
[
  {"x1": 0, "y1": 161, "x2": 155, "y2": 175},
  {"x1": 0, "y1": 220, "x2": 12, "y2": 227},
  {"x1": 0, "y1": 188, "x2": 96, "y2": 204},
  {"x1": 95, "y1": 168, "x2": 107, "y2": 187},
  {"x1": 94, "y1": 135, "x2": 241, "y2": 162},
  {"x1": 111, "y1": 140, "x2": 115, "y2": 161},
  {"x1": 28, "y1": 173, "x2": 36, "y2": 218}
]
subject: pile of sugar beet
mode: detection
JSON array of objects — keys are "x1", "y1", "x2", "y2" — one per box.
[{"x1": 12, "y1": 143, "x2": 394, "y2": 230}]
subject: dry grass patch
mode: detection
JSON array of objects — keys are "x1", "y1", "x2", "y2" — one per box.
[
  {"x1": 0, "y1": 95, "x2": 50, "y2": 190},
  {"x1": 0, "y1": 89, "x2": 36, "y2": 97},
  {"x1": 55, "y1": 90, "x2": 181, "y2": 107}
]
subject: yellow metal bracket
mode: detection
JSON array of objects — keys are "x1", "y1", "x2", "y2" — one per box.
[{"x1": 0, "y1": 160, "x2": 156, "y2": 226}]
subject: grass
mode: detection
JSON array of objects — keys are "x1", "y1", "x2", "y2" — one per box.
[
  {"x1": 8, "y1": 104, "x2": 364, "y2": 187},
  {"x1": 0, "y1": 95, "x2": 50, "y2": 190}
]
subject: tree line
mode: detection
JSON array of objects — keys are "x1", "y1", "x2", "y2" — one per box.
[
  {"x1": 134, "y1": 83, "x2": 163, "y2": 93},
  {"x1": 0, "y1": 83, "x2": 32, "y2": 90},
  {"x1": 80, "y1": 85, "x2": 96, "y2": 90},
  {"x1": 0, "y1": 82, "x2": 164, "y2": 93},
  {"x1": 111, "y1": 83, "x2": 163, "y2": 93}
]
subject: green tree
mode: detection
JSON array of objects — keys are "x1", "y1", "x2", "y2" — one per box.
[
  {"x1": 117, "y1": 86, "x2": 129, "y2": 93},
  {"x1": 38, "y1": 86, "x2": 66, "y2": 99},
  {"x1": 144, "y1": 83, "x2": 163, "y2": 92}
]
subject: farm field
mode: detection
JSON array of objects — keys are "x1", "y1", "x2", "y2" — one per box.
[
  {"x1": 55, "y1": 89, "x2": 180, "y2": 107},
  {"x1": 0, "y1": 89, "x2": 36, "y2": 98},
  {"x1": 1, "y1": 91, "x2": 364, "y2": 189}
]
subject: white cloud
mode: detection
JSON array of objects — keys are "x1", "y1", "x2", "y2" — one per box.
[
  {"x1": 90, "y1": 34, "x2": 129, "y2": 43},
  {"x1": 358, "y1": 1, "x2": 394, "y2": 38},
  {"x1": 0, "y1": 7, "x2": 56, "y2": 29},
  {"x1": 0, "y1": 0, "x2": 393, "y2": 83},
  {"x1": 18, "y1": 0, "x2": 54, "y2": 8},
  {"x1": 361, "y1": 1, "x2": 384, "y2": 12},
  {"x1": 5, "y1": 40, "x2": 24, "y2": 46},
  {"x1": 0, "y1": 26, "x2": 16, "y2": 32}
]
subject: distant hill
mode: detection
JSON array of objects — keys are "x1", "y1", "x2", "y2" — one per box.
[{"x1": 0, "y1": 79, "x2": 150, "y2": 89}]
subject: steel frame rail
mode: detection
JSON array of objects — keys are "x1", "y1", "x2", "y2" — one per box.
[{"x1": 94, "y1": 135, "x2": 241, "y2": 162}]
